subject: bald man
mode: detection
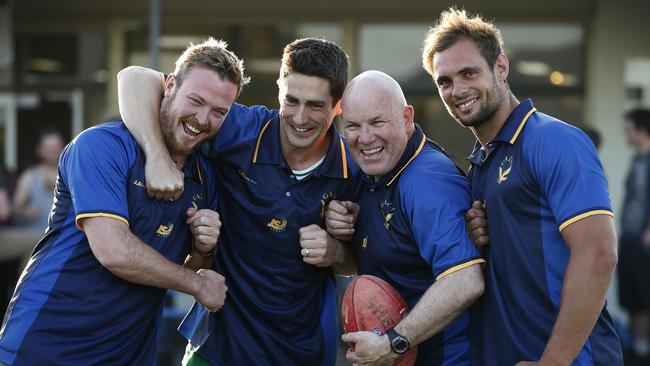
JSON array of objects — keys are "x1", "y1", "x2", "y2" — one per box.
[{"x1": 326, "y1": 71, "x2": 484, "y2": 365}]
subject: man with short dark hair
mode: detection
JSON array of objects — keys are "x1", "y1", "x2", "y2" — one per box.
[
  {"x1": 117, "y1": 38, "x2": 361, "y2": 366},
  {"x1": 423, "y1": 7, "x2": 622, "y2": 365},
  {"x1": 0, "y1": 38, "x2": 238, "y2": 365},
  {"x1": 619, "y1": 108, "x2": 650, "y2": 362}
]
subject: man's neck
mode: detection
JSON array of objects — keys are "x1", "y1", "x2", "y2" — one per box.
[
  {"x1": 169, "y1": 154, "x2": 186, "y2": 170},
  {"x1": 283, "y1": 133, "x2": 331, "y2": 171},
  {"x1": 471, "y1": 93, "x2": 520, "y2": 150}
]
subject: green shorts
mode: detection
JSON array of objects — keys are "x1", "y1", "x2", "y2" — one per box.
[{"x1": 182, "y1": 343, "x2": 212, "y2": 366}]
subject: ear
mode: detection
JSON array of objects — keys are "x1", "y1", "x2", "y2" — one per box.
[
  {"x1": 164, "y1": 74, "x2": 176, "y2": 97},
  {"x1": 494, "y1": 54, "x2": 509, "y2": 82},
  {"x1": 333, "y1": 99, "x2": 342, "y2": 116},
  {"x1": 404, "y1": 105, "x2": 415, "y2": 135}
]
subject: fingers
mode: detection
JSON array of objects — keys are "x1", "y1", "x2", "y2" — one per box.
[
  {"x1": 187, "y1": 209, "x2": 220, "y2": 226},
  {"x1": 465, "y1": 209, "x2": 485, "y2": 223},
  {"x1": 147, "y1": 177, "x2": 185, "y2": 200},
  {"x1": 341, "y1": 332, "x2": 359, "y2": 344},
  {"x1": 327, "y1": 200, "x2": 349, "y2": 215},
  {"x1": 467, "y1": 216, "x2": 487, "y2": 232},
  {"x1": 145, "y1": 158, "x2": 185, "y2": 200},
  {"x1": 196, "y1": 269, "x2": 228, "y2": 311},
  {"x1": 325, "y1": 201, "x2": 356, "y2": 239},
  {"x1": 326, "y1": 201, "x2": 357, "y2": 223},
  {"x1": 190, "y1": 210, "x2": 221, "y2": 249},
  {"x1": 341, "y1": 201, "x2": 360, "y2": 216},
  {"x1": 299, "y1": 224, "x2": 324, "y2": 240}
]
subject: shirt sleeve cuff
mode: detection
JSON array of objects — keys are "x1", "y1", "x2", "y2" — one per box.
[
  {"x1": 76, "y1": 212, "x2": 129, "y2": 231},
  {"x1": 558, "y1": 209, "x2": 613, "y2": 232},
  {"x1": 436, "y1": 258, "x2": 486, "y2": 281}
]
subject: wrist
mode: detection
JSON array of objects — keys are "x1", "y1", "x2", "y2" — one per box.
[
  {"x1": 387, "y1": 327, "x2": 410, "y2": 354},
  {"x1": 539, "y1": 348, "x2": 572, "y2": 366},
  {"x1": 193, "y1": 244, "x2": 217, "y2": 258},
  {"x1": 188, "y1": 271, "x2": 204, "y2": 297}
]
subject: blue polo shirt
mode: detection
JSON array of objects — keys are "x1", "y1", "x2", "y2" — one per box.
[
  {"x1": 0, "y1": 122, "x2": 216, "y2": 366},
  {"x1": 179, "y1": 104, "x2": 363, "y2": 366},
  {"x1": 352, "y1": 124, "x2": 484, "y2": 366},
  {"x1": 467, "y1": 99, "x2": 623, "y2": 365}
]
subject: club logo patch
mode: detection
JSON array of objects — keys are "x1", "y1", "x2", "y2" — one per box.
[
  {"x1": 497, "y1": 156, "x2": 513, "y2": 184},
  {"x1": 379, "y1": 200, "x2": 395, "y2": 230},
  {"x1": 267, "y1": 218, "x2": 288, "y2": 232},
  {"x1": 156, "y1": 223, "x2": 174, "y2": 236},
  {"x1": 320, "y1": 191, "x2": 337, "y2": 218}
]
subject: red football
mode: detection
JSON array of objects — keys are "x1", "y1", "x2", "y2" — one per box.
[{"x1": 341, "y1": 275, "x2": 417, "y2": 366}]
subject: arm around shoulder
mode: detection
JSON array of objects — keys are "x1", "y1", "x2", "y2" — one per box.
[{"x1": 117, "y1": 66, "x2": 183, "y2": 200}]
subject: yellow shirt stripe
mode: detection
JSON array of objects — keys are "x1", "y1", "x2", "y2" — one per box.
[
  {"x1": 76, "y1": 213, "x2": 129, "y2": 231},
  {"x1": 558, "y1": 209, "x2": 614, "y2": 232},
  {"x1": 339, "y1": 139, "x2": 348, "y2": 179},
  {"x1": 436, "y1": 258, "x2": 486, "y2": 281},
  {"x1": 252, "y1": 120, "x2": 272, "y2": 163}
]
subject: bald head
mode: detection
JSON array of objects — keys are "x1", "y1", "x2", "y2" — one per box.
[
  {"x1": 342, "y1": 70, "x2": 407, "y2": 112},
  {"x1": 341, "y1": 70, "x2": 415, "y2": 181}
]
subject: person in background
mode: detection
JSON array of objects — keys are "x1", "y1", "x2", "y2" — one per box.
[
  {"x1": 619, "y1": 108, "x2": 650, "y2": 362},
  {"x1": 12, "y1": 128, "x2": 64, "y2": 231},
  {"x1": 582, "y1": 126, "x2": 602, "y2": 151}
]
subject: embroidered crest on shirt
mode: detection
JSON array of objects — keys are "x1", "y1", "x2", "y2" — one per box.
[
  {"x1": 267, "y1": 217, "x2": 288, "y2": 232},
  {"x1": 191, "y1": 193, "x2": 202, "y2": 210},
  {"x1": 156, "y1": 223, "x2": 174, "y2": 236},
  {"x1": 132, "y1": 179, "x2": 145, "y2": 188},
  {"x1": 497, "y1": 156, "x2": 513, "y2": 184},
  {"x1": 320, "y1": 191, "x2": 337, "y2": 218},
  {"x1": 379, "y1": 200, "x2": 395, "y2": 230},
  {"x1": 362, "y1": 235, "x2": 368, "y2": 250}
]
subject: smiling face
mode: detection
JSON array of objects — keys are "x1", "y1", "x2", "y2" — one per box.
[
  {"x1": 160, "y1": 66, "x2": 238, "y2": 163},
  {"x1": 432, "y1": 38, "x2": 507, "y2": 128},
  {"x1": 341, "y1": 72, "x2": 414, "y2": 181},
  {"x1": 277, "y1": 72, "x2": 339, "y2": 155}
]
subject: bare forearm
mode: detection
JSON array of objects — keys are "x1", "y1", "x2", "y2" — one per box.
[
  {"x1": 395, "y1": 264, "x2": 483, "y2": 346},
  {"x1": 85, "y1": 218, "x2": 200, "y2": 296},
  {"x1": 540, "y1": 251, "x2": 615, "y2": 365},
  {"x1": 331, "y1": 239, "x2": 357, "y2": 276},
  {"x1": 105, "y1": 232, "x2": 200, "y2": 295},
  {"x1": 117, "y1": 66, "x2": 166, "y2": 156}
]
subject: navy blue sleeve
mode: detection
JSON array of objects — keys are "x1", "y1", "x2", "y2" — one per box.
[
  {"x1": 203, "y1": 103, "x2": 278, "y2": 158},
  {"x1": 60, "y1": 125, "x2": 135, "y2": 229},
  {"x1": 526, "y1": 119, "x2": 613, "y2": 231}
]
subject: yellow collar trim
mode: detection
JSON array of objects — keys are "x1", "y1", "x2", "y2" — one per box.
[
  {"x1": 509, "y1": 107, "x2": 537, "y2": 144},
  {"x1": 386, "y1": 134, "x2": 426, "y2": 187},
  {"x1": 252, "y1": 120, "x2": 273, "y2": 163}
]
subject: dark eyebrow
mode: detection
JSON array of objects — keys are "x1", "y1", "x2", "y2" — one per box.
[
  {"x1": 459, "y1": 66, "x2": 481, "y2": 75},
  {"x1": 285, "y1": 93, "x2": 328, "y2": 107}
]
